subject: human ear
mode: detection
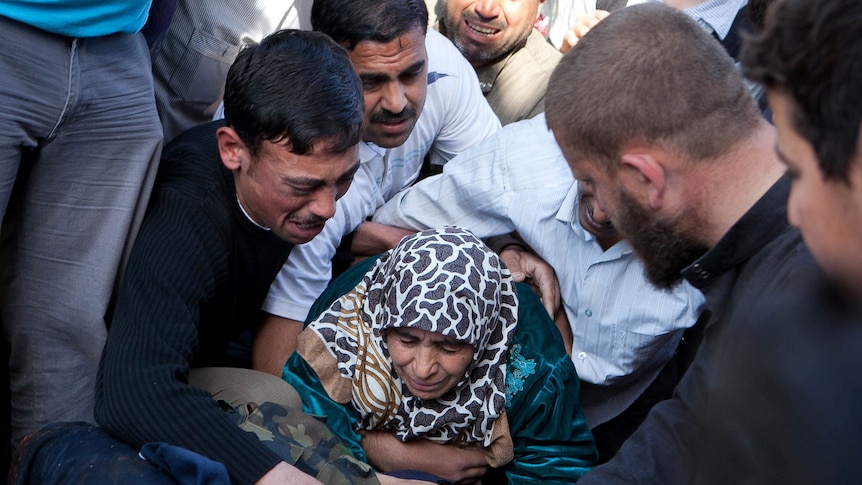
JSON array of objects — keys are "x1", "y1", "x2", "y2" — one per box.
[
  {"x1": 216, "y1": 126, "x2": 245, "y2": 171},
  {"x1": 620, "y1": 152, "x2": 666, "y2": 210}
]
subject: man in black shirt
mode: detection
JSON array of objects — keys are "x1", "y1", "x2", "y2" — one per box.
[
  {"x1": 545, "y1": 4, "x2": 816, "y2": 483},
  {"x1": 11, "y1": 29, "x2": 386, "y2": 485}
]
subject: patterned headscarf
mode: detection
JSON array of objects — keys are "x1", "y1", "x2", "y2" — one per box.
[{"x1": 306, "y1": 227, "x2": 518, "y2": 446}]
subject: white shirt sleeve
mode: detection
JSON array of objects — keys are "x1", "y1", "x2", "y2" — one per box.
[{"x1": 372, "y1": 152, "x2": 516, "y2": 237}]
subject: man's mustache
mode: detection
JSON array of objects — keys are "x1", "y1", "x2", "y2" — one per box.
[{"x1": 370, "y1": 107, "x2": 417, "y2": 124}]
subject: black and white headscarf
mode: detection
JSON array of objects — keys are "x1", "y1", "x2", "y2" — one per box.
[{"x1": 307, "y1": 227, "x2": 518, "y2": 446}]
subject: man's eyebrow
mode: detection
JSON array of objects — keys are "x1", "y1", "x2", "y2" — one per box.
[
  {"x1": 339, "y1": 159, "x2": 361, "y2": 181},
  {"x1": 359, "y1": 72, "x2": 389, "y2": 84},
  {"x1": 280, "y1": 175, "x2": 322, "y2": 187},
  {"x1": 402, "y1": 59, "x2": 426, "y2": 74},
  {"x1": 281, "y1": 159, "x2": 361, "y2": 187},
  {"x1": 358, "y1": 59, "x2": 425, "y2": 84}
]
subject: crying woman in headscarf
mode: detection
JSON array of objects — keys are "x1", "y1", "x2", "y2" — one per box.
[{"x1": 281, "y1": 226, "x2": 597, "y2": 484}]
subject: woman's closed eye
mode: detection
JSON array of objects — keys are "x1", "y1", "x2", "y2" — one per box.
[{"x1": 439, "y1": 343, "x2": 468, "y2": 355}]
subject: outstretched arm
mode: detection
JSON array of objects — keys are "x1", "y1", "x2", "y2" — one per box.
[
  {"x1": 253, "y1": 313, "x2": 305, "y2": 376},
  {"x1": 350, "y1": 221, "x2": 417, "y2": 257}
]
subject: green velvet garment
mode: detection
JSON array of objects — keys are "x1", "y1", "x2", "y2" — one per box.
[{"x1": 282, "y1": 255, "x2": 597, "y2": 484}]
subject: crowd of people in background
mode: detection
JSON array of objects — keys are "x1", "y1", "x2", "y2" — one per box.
[{"x1": 1, "y1": 0, "x2": 860, "y2": 484}]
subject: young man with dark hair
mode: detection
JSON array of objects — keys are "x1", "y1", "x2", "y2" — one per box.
[
  {"x1": 742, "y1": 0, "x2": 862, "y2": 296},
  {"x1": 545, "y1": 3, "x2": 816, "y2": 483},
  {"x1": 9, "y1": 29, "x2": 417, "y2": 485},
  {"x1": 95, "y1": 29, "x2": 367, "y2": 485}
]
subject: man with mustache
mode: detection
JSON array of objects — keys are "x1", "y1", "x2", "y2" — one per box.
[
  {"x1": 544, "y1": 3, "x2": 816, "y2": 483},
  {"x1": 371, "y1": 114, "x2": 705, "y2": 475},
  {"x1": 253, "y1": 0, "x2": 511, "y2": 377},
  {"x1": 434, "y1": 0, "x2": 563, "y2": 125}
]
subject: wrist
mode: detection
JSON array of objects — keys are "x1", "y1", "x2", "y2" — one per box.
[{"x1": 485, "y1": 234, "x2": 528, "y2": 254}]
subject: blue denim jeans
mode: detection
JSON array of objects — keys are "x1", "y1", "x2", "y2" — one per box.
[
  {"x1": 0, "y1": 14, "x2": 163, "y2": 446},
  {"x1": 9, "y1": 422, "x2": 229, "y2": 485}
]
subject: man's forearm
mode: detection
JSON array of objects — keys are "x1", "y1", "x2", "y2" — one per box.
[
  {"x1": 351, "y1": 221, "x2": 416, "y2": 256},
  {"x1": 361, "y1": 431, "x2": 489, "y2": 483},
  {"x1": 253, "y1": 313, "x2": 305, "y2": 376}
]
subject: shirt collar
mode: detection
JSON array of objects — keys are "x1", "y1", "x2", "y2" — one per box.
[
  {"x1": 359, "y1": 140, "x2": 387, "y2": 164},
  {"x1": 474, "y1": 53, "x2": 513, "y2": 94},
  {"x1": 682, "y1": 172, "x2": 791, "y2": 290},
  {"x1": 557, "y1": 182, "x2": 590, "y2": 240},
  {"x1": 236, "y1": 195, "x2": 270, "y2": 231}
]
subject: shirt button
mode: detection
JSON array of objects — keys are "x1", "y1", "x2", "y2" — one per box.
[
  {"x1": 584, "y1": 309, "x2": 593, "y2": 317},
  {"x1": 691, "y1": 263, "x2": 711, "y2": 279},
  {"x1": 577, "y1": 352, "x2": 587, "y2": 360}
]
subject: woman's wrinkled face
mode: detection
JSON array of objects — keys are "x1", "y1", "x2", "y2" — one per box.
[{"x1": 385, "y1": 327, "x2": 474, "y2": 400}]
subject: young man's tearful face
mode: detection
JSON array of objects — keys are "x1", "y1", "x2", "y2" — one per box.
[{"x1": 219, "y1": 127, "x2": 361, "y2": 244}]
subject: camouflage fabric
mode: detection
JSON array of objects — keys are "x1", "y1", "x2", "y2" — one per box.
[{"x1": 223, "y1": 400, "x2": 380, "y2": 485}]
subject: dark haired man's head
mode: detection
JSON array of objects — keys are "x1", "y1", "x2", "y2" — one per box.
[
  {"x1": 440, "y1": 0, "x2": 543, "y2": 67},
  {"x1": 219, "y1": 29, "x2": 363, "y2": 245},
  {"x1": 311, "y1": 0, "x2": 430, "y2": 148},
  {"x1": 546, "y1": 3, "x2": 760, "y2": 290},
  {"x1": 742, "y1": 0, "x2": 862, "y2": 297},
  {"x1": 222, "y1": 29, "x2": 363, "y2": 156},
  {"x1": 311, "y1": 0, "x2": 428, "y2": 49}
]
